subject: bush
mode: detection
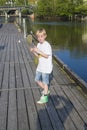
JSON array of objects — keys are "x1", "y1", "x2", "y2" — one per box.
[{"x1": 21, "y1": 8, "x2": 33, "y2": 15}]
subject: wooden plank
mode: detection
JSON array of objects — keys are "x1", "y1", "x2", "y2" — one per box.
[
  {"x1": 14, "y1": 34, "x2": 19, "y2": 63},
  {"x1": 58, "y1": 83, "x2": 87, "y2": 124},
  {"x1": 17, "y1": 89, "x2": 30, "y2": 130},
  {"x1": 19, "y1": 34, "x2": 34, "y2": 62},
  {"x1": 67, "y1": 84, "x2": 87, "y2": 110},
  {"x1": 16, "y1": 35, "x2": 24, "y2": 64},
  {"x1": 7, "y1": 63, "x2": 17, "y2": 130},
  {"x1": 15, "y1": 38, "x2": 30, "y2": 130},
  {"x1": 10, "y1": 35, "x2": 14, "y2": 62},
  {"x1": 0, "y1": 35, "x2": 8, "y2": 63},
  {"x1": 0, "y1": 29, "x2": 9, "y2": 130},
  {"x1": 25, "y1": 82, "x2": 41, "y2": 130},
  {"x1": 0, "y1": 63, "x2": 4, "y2": 89},
  {"x1": 15, "y1": 62, "x2": 30, "y2": 130},
  {"x1": 5, "y1": 35, "x2": 11, "y2": 62},
  {"x1": 0, "y1": 62, "x2": 9, "y2": 130},
  {"x1": 0, "y1": 34, "x2": 5, "y2": 61}
]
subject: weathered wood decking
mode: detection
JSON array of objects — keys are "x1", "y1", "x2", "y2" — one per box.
[{"x1": 0, "y1": 23, "x2": 87, "y2": 130}]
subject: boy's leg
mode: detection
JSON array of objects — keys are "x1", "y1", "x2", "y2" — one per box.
[
  {"x1": 35, "y1": 71, "x2": 49, "y2": 94},
  {"x1": 43, "y1": 83, "x2": 48, "y2": 95},
  {"x1": 35, "y1": 72, "x2": 49, "y2": 104},
  {"x1": 36, "y1": 80, "x2": 45, "y2": 89},
  {"x1": 41, "y1": 72, "x2": 53, "y2": 95},
  {"x1": 41, "y1": 73, "x2": 49, "y2": 95},
  {"x1": 36, "y1": 80, "x2": 48, "y2": 95},
  {"x1": 35, "y1": 71, "x2": 44, "y2": 89},
  {"x1": 36, "y1": 81, "x2": 49, "y2": 104}
]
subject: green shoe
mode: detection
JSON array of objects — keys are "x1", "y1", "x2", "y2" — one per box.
[
  {"x1": 37, "y1": 95, "x2": 48, "y2": 104},
  {"x1": 41, "y1": 90, "x2": 50, "y2": 95}
]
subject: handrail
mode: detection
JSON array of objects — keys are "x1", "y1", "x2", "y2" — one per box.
[{"x1": 53, "y1": 54, "x2": 87, "y2": 92}]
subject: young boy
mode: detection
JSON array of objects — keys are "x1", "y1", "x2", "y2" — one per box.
[{"x1": 30, "y1": 28, "x2": 53, "y2": 104}]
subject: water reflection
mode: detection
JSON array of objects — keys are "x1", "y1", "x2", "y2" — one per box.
[{"x1": 26, "y1": 19, "x2": 87, "y2": 50}]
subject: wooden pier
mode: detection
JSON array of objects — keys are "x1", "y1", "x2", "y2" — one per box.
[{"x1": 0, "y1": 23, "x2": 87, "y2": 130}]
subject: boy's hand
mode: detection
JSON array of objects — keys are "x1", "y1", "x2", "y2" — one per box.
[
  {"x1": 30, "y1": 46, "x2": 39, "y2": 57},
  {"x1": 30, "y1": 48, "x2": 33, "y2": 52},
  {"x1": 33, "y1": 46, "x2": 39, "y2": 53},
  {"x1": 30, "y1": 46, "x2": 37, "y2": 52}
]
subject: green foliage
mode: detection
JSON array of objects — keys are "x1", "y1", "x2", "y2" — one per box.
[
  {"x1": 0, "y1": 0, "x2": 87, "y2": 17},
  {"x1": 75, "y1": 3, "x2": 87, "y2": 15},
  {"x1": 55, "y1": 0, "x2": 73, "y2": 16},
  {"x1": 0, "y1": 0, "x2": 7, "y2": 6},
  {"x1": 36, "y1": 0, "x2": 87, "y2": 18},
  {"x1": 15, "y1": 0, "x2": 25, "y2": 6},
  {"x1": 36, "y1": 0, "x2": 53, "y2": 17},
  {"x1": 0, "y1": 0, "x2": 29, "y2": 6},
  {"x1": 21, "y1": 8, "x2": 33, "y2": 15}
]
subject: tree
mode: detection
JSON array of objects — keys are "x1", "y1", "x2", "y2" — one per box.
[
  {"x1": 74, "y1": 0, "x2": 87, "y2": 15},
  {"x1": 21, "y1": 8, "x2": 33, "y2": 15},
  {"x1": 36, "y1": 0, "x2": 53, "y2": 18},
  {"x1": 15, "y1": 0, "x2": 28, "y2": 6},
  {"x1": 0, "y1": 0, "x2": 7, "y2": 6},
  {"x1": 36, "y1": 0, "x2": 86, "y2": 18},
  {"x1": 0, "y1": 0, "x2": 29, "y2": 6}
]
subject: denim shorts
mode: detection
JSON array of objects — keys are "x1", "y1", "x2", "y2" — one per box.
[{"x1": 35, "y1": 71, "x2": 50, "y2": 85}]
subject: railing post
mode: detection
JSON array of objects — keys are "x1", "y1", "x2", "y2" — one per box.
[
  {"x1": 19, "y1": 8, "x2": 21, "y2": 18},
  {"x1": 23, "y1": 18, "x2": 27, "y2": 38},
  {"x1": 5, "y1": 11, "x2": 8, "y2": 22}
]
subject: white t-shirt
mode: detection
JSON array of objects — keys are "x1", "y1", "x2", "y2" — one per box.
[{"x1": 36, "y1": 41, "x2": 53, "y2": 73}]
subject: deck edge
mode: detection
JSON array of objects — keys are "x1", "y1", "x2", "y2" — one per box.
[{"x1": 53, "y1": 54, "x2": 87, "y2": 92}]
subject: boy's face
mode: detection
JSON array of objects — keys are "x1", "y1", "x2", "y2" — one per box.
[{"x1": 37, "y1": 33, "x2": 46, "y2": 43}]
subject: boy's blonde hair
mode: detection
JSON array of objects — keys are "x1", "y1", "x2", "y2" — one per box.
[{"x1": 36, "y1": 28, "x2": 47, "y2": 38}]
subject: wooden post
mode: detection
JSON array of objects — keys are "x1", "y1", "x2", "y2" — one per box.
[
  {"x1": 5, "y1": 11, "x2": 8, "y2": 23},
  {"x1": 19, "y1": 9, "x2": 21, "y2": 18},
  {"x1": 23, "y1": 18, "x2": 26, "y2": 38}
]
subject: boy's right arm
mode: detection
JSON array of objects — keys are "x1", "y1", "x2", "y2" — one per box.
[{"x1": 30, "y1": 47, "x2": 39, "y2": 57}]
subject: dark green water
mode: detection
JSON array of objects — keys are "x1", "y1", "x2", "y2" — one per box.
[{"x1": 26, "y1": 19, "x2": 87, "y2": 83}]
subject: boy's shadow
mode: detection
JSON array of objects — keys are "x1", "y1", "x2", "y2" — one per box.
[
  {"x1": 36, "y1": 94, "x2": 74, "y2": 130},
  {"x1": 84, "y1": 123, "x2": 87, "y2": 130}
]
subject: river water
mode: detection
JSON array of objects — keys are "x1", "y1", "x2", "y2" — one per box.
[{"x1": 26, "y1": 19, "x2": 87, "y2": 83}]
